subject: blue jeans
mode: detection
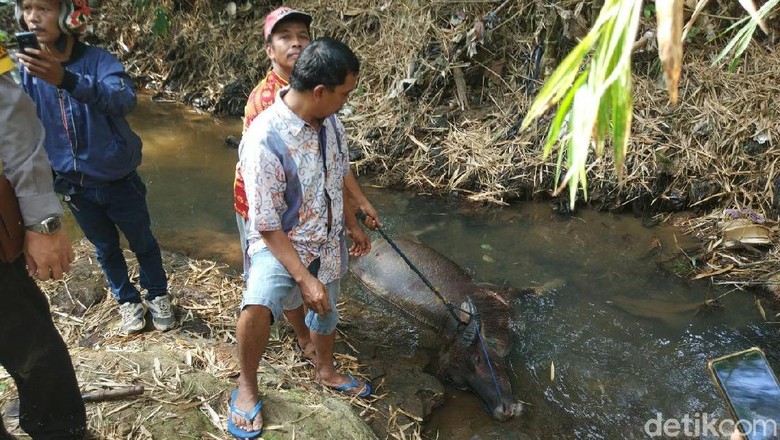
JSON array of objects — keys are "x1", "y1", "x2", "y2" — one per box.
[{"x1": 64, "y1": 172, "x2": 167, "y2": 304}]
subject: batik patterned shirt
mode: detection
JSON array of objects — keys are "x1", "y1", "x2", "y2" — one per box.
[
  {"x1": 234, "y1": 70, "x2": 289, "y2": 219},
  {"x1": 239, "y1": 89, "x2": 350, "y2": 283}
]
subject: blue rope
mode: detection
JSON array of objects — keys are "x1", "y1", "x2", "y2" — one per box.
[
  {"x1": 472, "y1": 311, "x2": 503, "y2": 407},
  {"x1": 366, "y1": 218, "x2": 468, "y2": 326},
  {"x1": 358, "y1": 212, "x2": 504, "y2": 407}
]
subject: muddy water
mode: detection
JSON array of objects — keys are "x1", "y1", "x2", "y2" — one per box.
[
  {"x1": 124, "y1": 97, "x2": 778, "y2": 439},
  {"x1": 126, "y1": 97, "x2": 245, "y2": 267}
]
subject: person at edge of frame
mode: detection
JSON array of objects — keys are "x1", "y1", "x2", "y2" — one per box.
[{"x1": 0, "y1": 41, "x2": 86, "y2": 440}]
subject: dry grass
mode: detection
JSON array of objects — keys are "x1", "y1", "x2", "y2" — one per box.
[
  {"x1": 0, "y1": 241, "x2": 423, "y2": 439},
  {"x1": 92, "y1": 1, "x2": 778, "y2": 209}
]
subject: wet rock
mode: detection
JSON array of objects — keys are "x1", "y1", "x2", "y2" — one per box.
[
  {"x1": 180, "y1": 316, "x2": 212, "y2": 338},
  {"x1": 742, "y1": 138, "x2": 769, "y2": 155},
  {"x1": 381, "y1": 367, "x2": 445, "y2": 421},
  {"x1": 224, "y1": 135, "x2": 241, "y2": 148},
  {"x1": 772, "y1": 177, "x2": 780, "y2": 216},
  {"x1": 767, "y1": 273, "x2": 780, "y2": 303},
  {"x1": 553, "y1": 197, "x2": 575, "y2": 216},
  {"x1": 688, "y1": 180, "x2": 720, "y2": 208},
  {"x1": 349, "y1": 148, "x2": 365, "y2": 162}
]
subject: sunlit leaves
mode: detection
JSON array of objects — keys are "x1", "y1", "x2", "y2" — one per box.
[
  {"x1": 521, "y1": 0, "x2": 641, "y2": 210},
  {"x1": 522, "y1": 0, "x2": 776, "y2": 210},
  {"x1": 713, "y1": 0, "x2": 777, "y2": 71}
]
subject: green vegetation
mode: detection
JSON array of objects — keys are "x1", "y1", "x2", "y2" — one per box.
[{"x1": 522, "y1": 0, "x2": 776, "y2": 209}]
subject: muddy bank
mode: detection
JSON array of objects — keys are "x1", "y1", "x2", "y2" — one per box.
[{"x1": 0, "y1": 241, "x2": 469, "y2": 439}]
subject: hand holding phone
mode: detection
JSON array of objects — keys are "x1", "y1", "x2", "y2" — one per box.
[
  {"x1": 15, "y1": 32, "x2": 41, "y2": 57},
  {"x1": 708, "y1": 347, "x2": 780, "y2": 440},
  {"x1": 13, "y1": 32, "x2": 67, "y2": 87}
]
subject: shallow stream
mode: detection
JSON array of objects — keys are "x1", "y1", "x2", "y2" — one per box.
[{"x1": 117, "y1": 97, "x2": 778, "y2": 439}]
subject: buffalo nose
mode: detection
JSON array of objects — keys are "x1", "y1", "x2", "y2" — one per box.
[
  {"x1": 500, "y1": 403, "x2": 513, "y2": 417},
  {"x1": 495, "y1": 400, "x2": 521, "y2": 421}
]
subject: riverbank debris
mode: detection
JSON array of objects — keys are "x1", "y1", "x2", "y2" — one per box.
[{"x1": 0, "y1": 240, "x2": 420, "y2": 439}]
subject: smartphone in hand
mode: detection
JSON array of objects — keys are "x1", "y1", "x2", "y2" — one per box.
[
  {"x1": 708, "y1": 347, "x2": 780, "y2": 440},
  {"x1": 14, "y1": 32, "x2": 41, "y2": 57}
]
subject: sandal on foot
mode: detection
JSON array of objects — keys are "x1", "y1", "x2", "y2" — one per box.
[
  {"x1": 227, "y1": 389, "x2": 263, "y2": 439},
  {"x1": 329, "y1": 374, "x2": 371, "y2": 398}
]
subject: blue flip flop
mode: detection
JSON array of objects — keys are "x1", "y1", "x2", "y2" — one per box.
[
  {"x1": 331, "y1": 374, "x2": 371, "y2": 398},
  {"x1": 227, "y1": 389, "x2": 263, "y2": 439}
]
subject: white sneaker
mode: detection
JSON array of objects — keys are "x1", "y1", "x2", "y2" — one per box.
[
  {"x1": 147, "y1": 295, "x2": 176, "y2": 331},
  {"x1": 119, "y1": 302, "x2": 146, "y2": 334}
]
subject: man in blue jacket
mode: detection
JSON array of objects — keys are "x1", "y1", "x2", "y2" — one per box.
[{"x1": 16, "y1": 0, "x2": 175, "y2": 335}]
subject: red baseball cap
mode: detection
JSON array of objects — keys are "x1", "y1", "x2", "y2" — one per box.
[{"x1": 263, "y1": 7, "x2": 312, "y2": 40}]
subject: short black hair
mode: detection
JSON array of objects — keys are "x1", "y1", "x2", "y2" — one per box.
[{"x1": 290, "y1": 37, "x2": 360, "y2": 92}]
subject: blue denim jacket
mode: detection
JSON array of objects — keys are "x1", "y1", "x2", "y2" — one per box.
[{"x1": 19, "y1": 41, "x2": 142, "y2": 188}]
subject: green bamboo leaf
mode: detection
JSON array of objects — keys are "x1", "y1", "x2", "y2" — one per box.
[
  {"x1": 568, "y1": 153, "x2": 578, "y2": 206},
  {"x1": 611, "y1": 69, "x2": 632, "y2": 172},
  {"x1": 521, "y1": 42, "x2": 590, "y2": 129},
  {"x1": 521, "y1": 7, "x2": 615, "y2": 130},
  {"x1": 728, "y1": 23, "x2": 757, "y2": 71},
  {"x1": 594, "y1": 90, "x2": 610, "y2": 157},
  {"x1": 564, "y1": 120, "x2": 577, "y2": 203},
  {"x1": 708, "y1": 15, "x2": 750, "y2": 43},
  {"x1": 555, "y1": 140, "x2": 565, "y2": 190},
  {"x1": 557, "y1": 85, "x2": 598, "y2": 207},
  {"x1": 543, "y1": 72, "x2": 588, "y2": 159},
  {"x1": 712, "y1": 0, "x2": 777, "y2": 67},
  {"x1": 602, "y1": 0, "x2": 633, "y2": 66},
  {"x1": 714, "y1": 22, "x2": 752, "y2": 66}
]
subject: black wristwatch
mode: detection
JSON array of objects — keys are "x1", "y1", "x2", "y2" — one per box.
[{"x1": 26, "y1": 216, "x2": 63, "y2": 234}]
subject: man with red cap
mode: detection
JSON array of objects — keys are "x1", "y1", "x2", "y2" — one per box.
[
  {"x1": 232, "y1": 7, "x2": 381, "y2": 366},
  {"x1": 241, "y1": 6, "x2": 313, "y2": 131}
]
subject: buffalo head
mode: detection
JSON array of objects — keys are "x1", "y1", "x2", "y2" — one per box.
[{"x1": 438, "y1": 298, "x2": 522, "y2": 421}]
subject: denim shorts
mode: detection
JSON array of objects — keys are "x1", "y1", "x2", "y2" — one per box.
[{"x1": 241, "y1": 248, "x2": 341, "y2": 335}]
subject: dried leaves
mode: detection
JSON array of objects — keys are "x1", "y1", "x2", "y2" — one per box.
[{"x1": 656, "y1": 0, "x2": 684, "y2": 105}]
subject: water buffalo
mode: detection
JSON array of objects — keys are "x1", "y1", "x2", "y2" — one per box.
[{"x1": 349, "y1": 237, "x2": 523, "y2": 421}]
